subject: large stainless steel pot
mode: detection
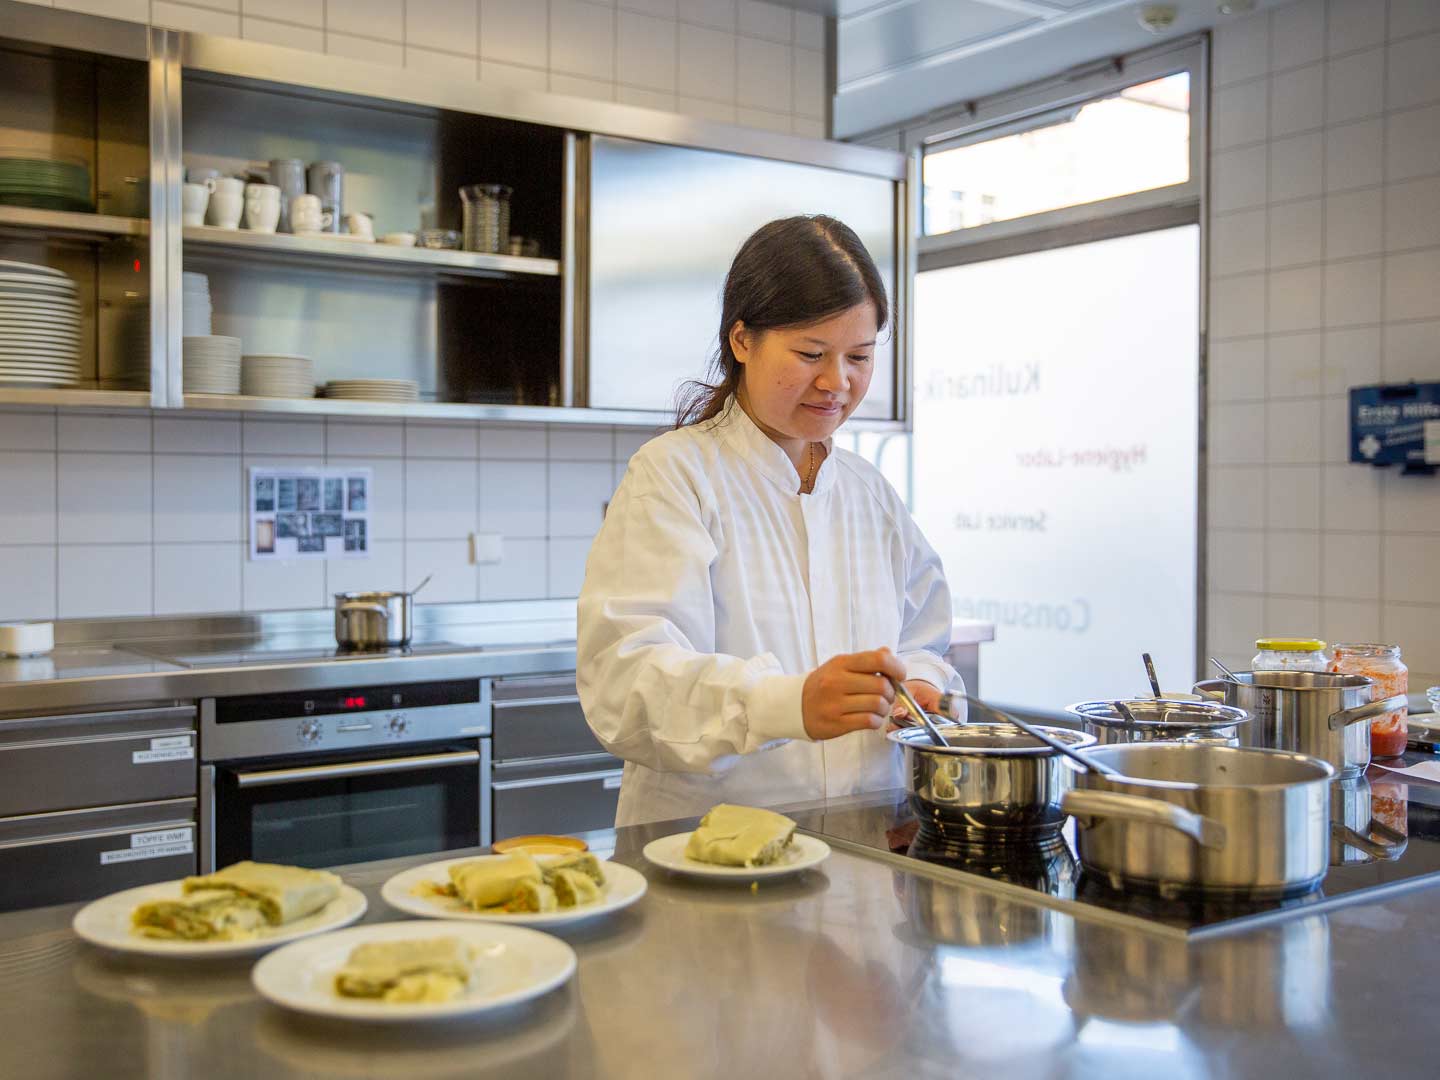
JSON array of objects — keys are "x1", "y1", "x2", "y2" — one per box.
[
  {"x1": 1061, "y1": 742, "x2": 1335, "y2": 898},
  {"x1": 1193, "y1": 671, "x2": 1408, "y2": 779},
  {"x1": 1066, "y1": 698, "x2": 1250, "y2": 746},
  {"x1": 333, "y1": 590, "x2": 413, "y2": 649},
  {"x1": 888, "y1": 723, "x2": 1096, "y2": 840}
]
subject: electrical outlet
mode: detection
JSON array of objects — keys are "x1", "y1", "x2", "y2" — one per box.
[{"x1": 471, "y1": 532, "x2": 503, "y2": 565}]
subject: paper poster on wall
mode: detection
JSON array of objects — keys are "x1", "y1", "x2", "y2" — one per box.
[{"x1": 249, "y1": 466, "x2": 371, "y2": 560}]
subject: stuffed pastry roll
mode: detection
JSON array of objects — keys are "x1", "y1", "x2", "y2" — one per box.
[
  {"x1": 131, "y1": 888, "x2": 269, "y2": 941},
  {"x1": 541, "y1": 852, "x2": 605, "y2": 887},
  {"x1": 334, "y1": 937, "x2": 474, "y2": 1002},
  {"x1": 551, "y1": 867, "x2": 601, "y2": 908},
  {"x1": 684, "y1": 804, "x2": 797, "y2": 868},
  {"x1": 181, "y1": 861, "x2": 341, "y2": 925},
  {"x1": 448, "y1": 853, "x2": 541, "y2": 909},
  {"x1": 505, "y1": 879, "x2": 559, "y2": 913}
]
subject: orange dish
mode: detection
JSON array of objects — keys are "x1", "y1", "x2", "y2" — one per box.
[{"x1": 492, "y1": 835, "x2": 588, "y2": 857}]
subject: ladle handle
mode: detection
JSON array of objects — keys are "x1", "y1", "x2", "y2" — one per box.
[{"x1": 960, "y1": 694, "x2": 1122, "y2": 778}]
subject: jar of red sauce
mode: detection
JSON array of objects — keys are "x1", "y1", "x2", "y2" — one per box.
[{"x1": 1330, "y1": 643, "x2": 1408, "y2": 758}]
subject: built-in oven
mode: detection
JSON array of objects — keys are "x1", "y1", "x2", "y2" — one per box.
[{"x1": 199, "y1": 677, "x2": 491, "y2": 873}]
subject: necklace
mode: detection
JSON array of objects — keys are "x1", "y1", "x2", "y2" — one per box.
[{"x1": 803, "y1": 442, "x2": 818, "y2": 493}]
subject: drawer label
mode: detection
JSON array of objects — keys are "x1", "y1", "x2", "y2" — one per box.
[
  {"x1": 130, "y1": 828, "x2": 192, "y2": 848},
  {"x1": 150, "y1": 736, "x2": 192, "y2": 750},
  {"x1": 101, "y1": 837, "x2": 194, "y2": 865},
  {"x1": 132, "y1": 746, "x2": 194, "y2": 764},
  {"x1": 603, "y1": 775, "x2": 622, "y2": 790}
]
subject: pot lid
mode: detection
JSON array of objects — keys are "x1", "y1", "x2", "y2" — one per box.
[
  {"x1": 1067, "y1": 699, "x2": 1249, "y2": 728},
  {"x1": 887, "y1": 722, "x2": 1096, "y2": 756}
]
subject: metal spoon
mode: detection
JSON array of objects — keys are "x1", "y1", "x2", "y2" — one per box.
[
  {"x1": 408, "y1": 572, "x2": 433, "y2": 597},
  {"x1": 888, "y1": 677, "x2": 949, "y2": 749},
  {"x1": 1113, "y1": 700, "x2": 1141, "y2": 725},
  {"x1": 1142, "y1": 652, "x2": 1162, "y2": 698},
  {"x1": 1210, "y1": 656, "x2": 1241, "y2": 682},
  {"x1": 960, "y1": 693, "x2": 1123, "y2": 779}
]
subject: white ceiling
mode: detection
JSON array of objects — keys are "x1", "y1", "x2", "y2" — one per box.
[{"x1": 832, "y1": 0, "x2": 1290, "y2": 138}]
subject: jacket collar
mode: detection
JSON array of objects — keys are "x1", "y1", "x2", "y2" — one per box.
[{"x1": 712, "y1": 399, "x2": 837, "y2": 497}]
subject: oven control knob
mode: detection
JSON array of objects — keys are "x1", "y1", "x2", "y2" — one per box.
[
  {"x1": 387, "y1": 714, "x2": 409, "y2": 736},
  {"x1": 299, "y1": 718, "x2": 322, "y2": 744}
]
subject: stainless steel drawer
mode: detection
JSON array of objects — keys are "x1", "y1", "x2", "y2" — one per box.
[
  {"x1": 492, "y1": 693, "x2": 605, "y2": 762},
  {"x1": 492, "y1": 765, "x2": 622, "y2": 840},
  {"x1": 0, "y1": 705, "x2": 197, "y2": 817},
  {"x1": 0, "y1": 798, "x2": 198, "y2": 913}
]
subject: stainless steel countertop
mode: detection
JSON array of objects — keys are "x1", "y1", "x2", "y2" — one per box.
[{"x1": 0, "y1": 793, "x2": 1433, "y2": 1079}]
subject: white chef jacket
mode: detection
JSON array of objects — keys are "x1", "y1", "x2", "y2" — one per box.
[{"x1": 577, "y1": 402, "x2": 959, "y2": 826}]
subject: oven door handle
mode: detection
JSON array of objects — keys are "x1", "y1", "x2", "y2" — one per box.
[{"x1": 232, "y1": 749, "x2": 481, "y2": 788}]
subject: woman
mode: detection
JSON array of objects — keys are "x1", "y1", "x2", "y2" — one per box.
[{"x1": 577, "y1": 215, "x2": 960, "y2": 827}]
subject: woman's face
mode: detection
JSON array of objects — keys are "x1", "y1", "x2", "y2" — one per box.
[{"x1": 731, "y1": 301, "x2": 879, "y2": 444}]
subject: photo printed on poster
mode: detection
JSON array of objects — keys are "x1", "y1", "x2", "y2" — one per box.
[{"x1": 249, "y1": 466, "x2": 372, "y2": 560}]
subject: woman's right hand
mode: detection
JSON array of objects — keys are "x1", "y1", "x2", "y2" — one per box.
[{"x1": 802, "y1": 648, "x2": 906, "y2": 740}]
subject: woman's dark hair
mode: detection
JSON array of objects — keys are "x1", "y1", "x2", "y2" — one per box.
[{"x1": 675, "y1": 215, "x2": 889, "y2": 427}]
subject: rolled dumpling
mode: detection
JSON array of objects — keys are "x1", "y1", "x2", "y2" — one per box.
[
  {"x1": 449, "y1": 854, "x2": 541, "y2": 909},
  {"x1": 334, "y1": 937, "x2": 474, "y2": 1002},
  {"x1": 684, "y1": 805, "x2": 796, "y2": 868},
  {"x1": 541, "y1": 852, "x2": 605, "y2": 887},
  {"x1": 506, "y1": 879, "x2": 559, "y2": 913},
  {"x1": 551, "y1": 867, "x2": 600, "y2": 908},
  {"x1": 180, "y1": 861, "x2": 341, "y2": 925}
]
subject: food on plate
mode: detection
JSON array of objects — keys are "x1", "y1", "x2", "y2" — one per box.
[
  {"x1": 131, "y1": 861, "x2": 342, "y2": 941},
  {"x1": 449, "y1": 853, "x2": 542, "y2": 908},
  {"x1": 684, "y1": 804, "x2": 797, "y2": 868},
  {"x1": 493, "y1": 834, "x2": 588, "y2": 857},
  {"x1": 550, "y1": 867, "x2": 600, "y2": 908},
  {"x1": 543, "y1": 851, "x2": 605, "y2": 886},
  {"x1": 415, "y1": 850, "x2": 608, "y2": 914},
  {"x1": 334, "y1": 937, "x2": 475, "y2": 1003},
  {"x1": 507, "y1": 879, "x2": 559, "y2": 913}
]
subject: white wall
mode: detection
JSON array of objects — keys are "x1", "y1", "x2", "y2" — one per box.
[
  {"x1": 1207, "y1": 0, "x2": 1440, "y2": 690},
  {"x1": 23, "y1": 0, "x2": 829, "y2": 137}
]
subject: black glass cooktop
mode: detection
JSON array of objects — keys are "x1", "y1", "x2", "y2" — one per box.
[{"x1": 790, "y1": 766, "x2": 1440, "y2": 939}]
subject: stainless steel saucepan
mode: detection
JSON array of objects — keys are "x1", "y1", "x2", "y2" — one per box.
[
  {"x1": 1066, "y1": 698, "x2": 1251, "y2": 746},
  {"x1": 333, "y1": 573, "x2": 432, "y2": 649}
]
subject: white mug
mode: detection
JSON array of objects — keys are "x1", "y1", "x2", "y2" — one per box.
[
  {"x1": 182, "y1": 183, "x2": 210, "y2": 227},
  {"x1": 290, "y1": 193, "x2": 323, "y2": 233},
  {"x1": 343, "y1": 211, "x2": 374, "y2": 239},
  {"x1": 244, "y1": 183, "x2": 281, "y2": 232},
  {"x1": 207, "y1": 191, "x2": 244, "y2": 229},
  {"x1": 206, "y1": 175, "x2": 245, "y2": 199}
]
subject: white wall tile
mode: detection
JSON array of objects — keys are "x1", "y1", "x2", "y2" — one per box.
[
  {"x1": 615, "y1": 10, "x2": 675, "y2": 90},
  {"x1": 479, "y1": 460, "x2": 547, "y2": 536},
  {"x1": 613, "y1": 426, "x2": 660, "y2": 460},
  {"x1": 736, "y1": 35, "x2": 789, "y2": 111},
  {"x1": 1382, "y1": 469, "x2": 1440, "y2": 532},
  {"x1": 154, "y1": 543, "x2": 242, "y2": 614},
  {"x1": 327, "y1": 0, "x2": 403, "y2": 40},
  {"x1": 1266, "y1": 464, "x2": 1322, "y2": 530},
  {"x1": 1384, "y1": 104, "x2": 1440, "y2": 181},
  {"x1": 1322, "y1": 462, "x2": 1380, "y2": 531},
  {"x1": 1211, "y1": 273, "x2": 1267, "y2": 338},
  {"x1": 1381, "y1": 603, "x2": 1440, "y2": 673},
  {"x1": 678, "y1": 0, "x2": 735, "y2": 31},
  {"x1": 1209, "y1": 466, "x2": 1267, "y2": 529},
  {"x1": 547, "y1": 536, "x2": 591, "y2": 597},
  {"x1": 1210, "y1": 529, "x2": 1265, "y2": 592},
  {"x1": 478, "y1": 423, "x2": 547, "y2": 459},
  {"x1": 1384, "y1": 177, "x2": 1440, "y2": 251},
  {"x1": 326, "y1": 539, "x2": 405, "y2": 600},
  {"x1": 1323, "y1": 257, "x2": 1382, "y2": 327},
  {"x1": 1266, "y1": 398, "x2": 1323, "y2": 464},
  {"x1": 551, "y1": 0, "x2": 616, "y2": 79},
  {"x1": 1384, "y1": 248, "x2": 1440, "y2": 321},
  {"x1": 243, "y1": 416, "x2": 324, "y2": 454},
  {"x1": 1382, "y1": 535, "x2": 1440, "y2": 604},
  {"x1": 793, "y1": 9, "x2": 823, "y2": 51},
  {"x1": 58, "y1": 412, "x2": 149, "y2": 452},
  {"x1": 1213, "y1": 145, "x2": 1269, "y2": 213},
  {"x1": 0, "y1": 410, "x2": 54, "y2": 451},
  {"x1": 1270, "y1": 132, "x2": 1324, "y2": 201},
  {"x1": 1320, "y1": 394, "x2": 1351, "y2": 464},
  {"x1": 1267, "y1": 332, "x2": 1325, "y2": 398},
  {"x1": 1323, "y1": 120, "x2": 1382, "y2": 191},
  {"x1": 1320, "y1": 597, "x2": 1381, "y2": 645},
  {"x1": 58, "y1": 454, "x2": 151, "y2": 544},
  {"x1": 1209, "y1": 338, "x2": 1266, "y2": 401},
  {"x1": 1327, "y1": 0, "x2": 1385, "y2": 55},
  {"x1": 481, "y1": 0, "x2": 549, "y2": 68},
  {"x1": 242, "y1": 556, "x2": 325, "y2": 611},
  {"x1": 551, "y1": 73, "x2": 614, "y2": 100},
  {"x1": 481, "y1": 60, "x2": 549, "y2": 90},
  {"x1": 1271, "y1": 0, "x2": 1326, "y2": 70},
  {"x1": 736, "y1": 106, "x2": 788, "y2": 133},
  {"x1": 1264, "y1": 594, "x2": 1321, "y2": 633},
  {"x1": 478, "y1": 538, "x2": 549, "y2": 599},
  {"x1": 548, "y1": 461, "x2": 614, "y2": 536},
  {"x1": 617, "y1": 85, "x2": 677, "y2": 110},
  {"x1": 1268, "y1": 266, "x2": 1324, "y2": 332},
  {"x1": 58, "y1": 544, "x2": 150, "y2": 617},
  {"x1": 244, "y1": 0, "x2": 321, "y2": 26},
  {"x1": 1321, "y1": 531, "x2": 1380, "y2": 599},
  {"x1": 404, "y1": 422, "x2": 477, "y2": 458},
  {"x1": 406, "y1": 46, "x2": 478, "y2": 78},
  {"x1": 792, "y1": 45, "x2": 825, "y2": 118},
  {"x1": 676, "y1": 95, "x2": 735, "y2": 122},
  {"x1": 405, "y1": 458, "x2": 478, "y2": 538},
  {"x1": 0, "y1": 453, "x2": 55, "y2": 545},
  {"x1": 1267, "y1": 198, "x2": 1322, "y2": 267},
  {"x1": 1214, "y1": 13, "x2": 1270, "y2": 86},
  {"x1": 327, "y1": 420, "x2": 404, "y2": 457},
  {"x1": 406, "y1": 0, "x2": 478, "y2": 54},
  {"x1": 326, "y1": 32, "x2": 404, "y2": 67},
  {"x1": 1386, "y1": 34, "x2": 1440, "y2": 111},
  {"x1": 404, "y1": 538, "x2": 476, "y2": 601},
  {"x1": 677, "y1": 23, "x2": 735, "y2": 101},
  {"x1": 738, "y1": 0, "x2": 789, "y2": 42},
  {"x1": 1325, "y1": 48, "x2": 1384, "y2": 124},
  {"x1": 1323, "y1": 188, "x2": 1383, "y2": 258},
  {"x1": 1213, "y1": 209, "x2": 1268, "y2": 276},
  {"x1": 791, "y1": 115, "x2": 824, "y2": 138},
  {"x1": 1270, "y1": 64, "x2": 1324, "y2": 137},
  {"x1": 548, "y1": 425, "x2": 612, "y2": 460},
  {"x1": 1266, "y1": 530, "x2": 1321, "y2": 595},
  {"x1": 0, "y1": 546, "x2": 56, "y2": 621},
  {"x1": 153, "y1": 455, "x2": 241, "y2": 543},
  {"x1": 1213, "y1": 80, "x2": 1269, "y2": 149},
  {"x1": 154, "y1": 416, "x2": 241, "y2": 453},
  {"x1": 1389, "y1": 0, "x2": 1440, "y2": 38},
  {"x1": 1322, "y1": 325, "x2": 1381, "y2": 395},
  {"x1": 622, "y1": 0, "x2": 676, "y2": 14},
  {"x1": 1207, "y1": 591, "x2": 1265, "y2": 654},
  {"x1": 1383, "y1": 319, "x2": 1440, "y2": 381},
  {"x1": 243, "y1": 16, "x2": 325, "y2": 51},
  {"x1": 53, "y1": 0, "x2": 148, "y2": 20},
  {"x1": 152, "y1": 1, "x2": 240, "y2": 35},
  {"x1": 1210, "y1": 401, "x2": 1267, "y2": 465}
]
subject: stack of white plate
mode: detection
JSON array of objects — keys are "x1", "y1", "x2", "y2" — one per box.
[
  {"x1": 183, "y1": 271, "x2": 212, "y2": 337},
  {"x1": 184, "y1": 335, "x2": 242, "y2": 394},
  {"x1": 241, "y1": 353, "x2": 314, "y2": 398},
  {"x1": 0, "y1": 259, "x2": 81, "y2": 387},
  {"x1": 321, "y1": 378, "x2": 420, "y2": 402}
]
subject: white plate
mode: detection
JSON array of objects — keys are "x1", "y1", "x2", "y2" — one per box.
[
  {"x1": 381, "y1": 855, "x2": 647, "y2": 927},
  {"x1": 0, "y1": 259, "x2": 68, "y2": 279},
  {"x1": 72, "y1": 880, "x2": 368, "y2": 958},
  {"x1": 251, "y1": 919, "x2": 576, "y2": 1022},
  {"x1": 641, "y1": 831, "x2": 831, "y2": 880}
]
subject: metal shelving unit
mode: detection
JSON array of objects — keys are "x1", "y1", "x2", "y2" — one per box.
[
  {"x1": 0, "y1": 205, "x2": 149, "y2": 242},
  {"x1": 183, "y1": 392, "x2": 660, "y2": 426}
]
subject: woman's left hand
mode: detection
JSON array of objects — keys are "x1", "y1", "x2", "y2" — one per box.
[{"x1": 888, "y1": 681, "x2": 941, "y2": 731}]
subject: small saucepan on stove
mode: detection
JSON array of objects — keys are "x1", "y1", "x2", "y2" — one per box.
[
  {"x1": 333, "y1": 574, "x2": 432, "y2": 650},
  {"x1": 1067, "y1": 698, "x2": 1251, "y2": 746}
]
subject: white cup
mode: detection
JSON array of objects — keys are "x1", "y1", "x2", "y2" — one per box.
[
  {"x1": 344, "y1": 211, "x2": 374, "y2": 240},
  {"x1": 182, "y1": 183, "x2": 210, "y2": 227},
  {"x1": 290, "y1": 193, "x2": 323, "y2": 233},
  {"x1": 244, "y1": 183, "x2": 281, "y2": 232},
  {"x1": 205, "y1": 175, "x2": 244, "y2": 198},
  {"x1": 207, "y1": 191, "x2": 244, "y2": 229}
]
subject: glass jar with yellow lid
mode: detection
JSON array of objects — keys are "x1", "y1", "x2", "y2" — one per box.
[{"x1": 1252, "y1": 637, "x2": 1328, "y2": 672}]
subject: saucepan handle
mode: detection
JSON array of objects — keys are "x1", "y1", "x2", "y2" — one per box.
[
  {"x1": 1328, "y1": 694, "x2": 1409, "y2": 732},
  {"x1": 1062, "y1": 790, "x2": 1228, "y2": 850},
  {"x1": 338, "y1": 601, "x2": 390, "y2": 625},
  {"x1": 1331, "y1": 819, "x2": 1408, "y2": 861}
]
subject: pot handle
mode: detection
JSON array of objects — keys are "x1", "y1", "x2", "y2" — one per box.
[
  {"x1": 1190, "y1": 679, "x2": 1229, "y2": 702},
  {"x1": 1062, "y1": 790, "x2": 1227, "y2": 850},
  {"x1": 1331, "y1": 819, "x2": 1409, "y2": 861},
  {"x1": 337, "y1": 600, "x2": 390, "y2": 627},
  {"x1": 1328, "y1": 694, "x2": 1409, "y2": 732}
]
